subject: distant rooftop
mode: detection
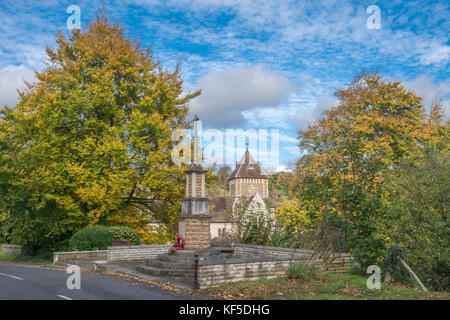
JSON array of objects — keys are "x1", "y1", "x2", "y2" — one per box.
[{"x1": 228, "y1": 149, "x2": 269, "y2": 181}]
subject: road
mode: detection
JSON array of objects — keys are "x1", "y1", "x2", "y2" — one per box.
[{"x1": 0, "y1": 261, "x2": 205, "y2": 300}]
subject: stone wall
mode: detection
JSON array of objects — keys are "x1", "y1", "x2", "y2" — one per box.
[
  {"x1": 198, "y1": 258, "x2": 291, "y2": 288},
  {"x1": 0, "y1": 244, "x2": 22, "y2": 256},
  {"x1": 53, "y1": 244, "x2": 171, "y2": 264},
  {"x1": 233, "y1": 243, "x2": 313, "y2": 259},
  {"x1": 319, "y1": 254, "x2": 352, "y2": 273},
  {"x1": 231, "y1": 178, "x2": 269, "y2": 198},
  {"x1": 53, "y1": 250, "x2": 108, "y2": 264},
  {"x1": 197, "y1": 244, "x2": 352, "y2": 288},
  {"x1": 234, "y1": 243, "x2": 351, "y2": 273},
  {"x1": 198, "y1": 255, "x2": 351, "y2": 288},
  {"x1": 239, "y1": 178, "x2": 269, "y2": 198},
  {"x1": 107, "y1": 244, "x2": 170, "y2": 262}
]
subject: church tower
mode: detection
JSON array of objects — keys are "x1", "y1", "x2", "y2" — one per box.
[{"x1": 228, "y1": 148, "x2": 269, "y2": 199}]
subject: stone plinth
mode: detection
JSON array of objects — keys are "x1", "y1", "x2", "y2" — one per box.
[
  {"x1": 182, "y1": 197, "x2": 209, "y2": 215},
  {"x1": 179, "y1": 214, "x2": 211, "y2": 250}
]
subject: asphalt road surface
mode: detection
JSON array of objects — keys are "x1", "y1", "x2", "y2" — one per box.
[{"x1": 0, "y1": 261, "x2": 204, "y2": 300}]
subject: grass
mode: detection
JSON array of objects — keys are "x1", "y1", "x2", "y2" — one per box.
[
  {"x1": 0, "y1": 251, "x2": 17, "y2": 260},
  {"x1": 203, "y1": 268, "x2": 450, "y2": 300},
  {"x1": 287, "y1": 264, "x2": 320, "y2": 281}
]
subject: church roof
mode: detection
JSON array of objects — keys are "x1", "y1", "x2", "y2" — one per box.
[
  {"x1": 209, "y1": 194, "x2": 277, "y2": 223},
  {"x1": 210, "y1": 196, "x2": 234, "y2": 222},
  {"x1": 228, "y1": 149, "x2": 269, "y2": 181}
]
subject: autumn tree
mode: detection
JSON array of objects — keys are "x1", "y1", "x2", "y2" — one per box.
[
  {"x1": 269, "y1": 171, "x2": 294, "y2": 200},
  {"x1": 0, "y1": 17, "x2": 199, "y2": 251},
  {"x1": 383, "y1": 143, "x2": 449, "y2": 290},
  {"x1": 206, "y1": 166, "x2": 231, "y2": 196},
  {"x1": 381, "y1": 109, "x2": 449, "y2": 290},
  {"x1": 293, "y1": 72, "x2": 431, "y2": 268}
]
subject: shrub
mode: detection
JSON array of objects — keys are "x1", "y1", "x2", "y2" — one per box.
[
  {"x1": 15, "y1": 247, "x2": 53, "y2": 264},
  {"x1": 287, "y1": 263, "x2": 321, "y2": 281},
  {"x1": 0, "y1": 230, "x2": 10, "y2": 244},
  {"x1": 0, "y1": 212, "x2": 12, "y2": 244},
  {"x1": 227, "y1": 197, "x2": 276, "y2": 246},
  {"x1": 111, "y1": 226, "x2": 140, "y2": 245},
  {"x1": 266, "y1": 230, "x2": 298, "y2": 248},
  {"x1": 69, "y1": 226, "x2": 115, "y2": 251},
  {"x1": 383, "y1": 245, "x2": 412, "y2": 285},
  {"x1": 69, "y1": 225, "x2": 141, "y2": 251},
  {"x1": 383, "y1": 146, "x2": 450, "y2": 291}
]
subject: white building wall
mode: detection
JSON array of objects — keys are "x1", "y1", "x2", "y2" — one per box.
[{"x1": 210, "y1": 222, "x2": 235, "y2": 238}]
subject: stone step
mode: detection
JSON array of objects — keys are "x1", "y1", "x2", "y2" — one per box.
[
  {"x1": 136, "y1": 264, "x2": 193, "y2": 277},
  {"x1": 158, "y1": 252, "x2": 195, "y2": 263},
  {"x1": 146, "y1": 258, "x2": 194, "y2": 270}
]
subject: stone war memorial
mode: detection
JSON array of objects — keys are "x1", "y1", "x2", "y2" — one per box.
[{"x1": 178, "y1": 116, "x2": 211, "y2": 250}]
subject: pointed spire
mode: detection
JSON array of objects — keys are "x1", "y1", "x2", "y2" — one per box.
[{"x1": 193, "y1": 116, "x2": 201, "y2": 165}]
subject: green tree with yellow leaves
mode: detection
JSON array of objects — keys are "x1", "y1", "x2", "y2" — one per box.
[
  {"x1": 0, "y1": 16, "x2": 199, "y2": 252},
  {"x1": 382, "y1": 108, "x2": 449, "y2": 290},
  {"x1": 292, "y1": 72, "x2": 446, "y2": 269}
]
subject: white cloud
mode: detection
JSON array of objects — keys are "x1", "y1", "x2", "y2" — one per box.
[
  {"x1": 242, "y1": 105, "x2": 297, "y2": 129},
  {"x1": 0, "y1": 65, "x2": 35, "y2": 107},
  {"x1": 401, "y1": 75, "x2": 450, "y2": 118},
  {"x1": 291, "y1": 95, "x2": 338, "y2": 130},
  {"x1": 277, "y1": 157, "x2": 299, "y2": 172},
  {"x1": 275, "y1": 165, "x2": 289, "y2": 172},
  {"x1": 419, "y1": 45, "x2": 450, "y2": 66},
  {"x1": 189, "y1": 66, "x2": 299, "y2": 127},
  {"x1": 289, "y1": 75, "x2": 450, "y2": 127}
]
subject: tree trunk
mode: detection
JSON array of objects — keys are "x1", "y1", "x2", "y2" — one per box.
[
  {"x1": 384, "y1": 271, "x2": 393, "y2": 284},
  {"x1": 398, "y1": 257, "x2": 428, "y2": 292}
]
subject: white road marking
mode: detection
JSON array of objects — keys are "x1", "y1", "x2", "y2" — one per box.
[
  {"x1": 0, "y1": 272, "x2": 24, "y2": 280},
  {"x1": 57, "y1": 295, "x2": 72, "y2": 300}
]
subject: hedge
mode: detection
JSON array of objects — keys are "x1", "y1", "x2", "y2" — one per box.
[{"x1": 69, "y1": 225, "x2": 140, "y2": 251}]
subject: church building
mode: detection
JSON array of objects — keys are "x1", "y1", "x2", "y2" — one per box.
[{"x1": 210, "y1": 148, "x2": 274, "y2": 238}]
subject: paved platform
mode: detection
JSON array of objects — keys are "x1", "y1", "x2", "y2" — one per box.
[{"x1": 57, "y1": 259, "x2": 196, "y2": 291}]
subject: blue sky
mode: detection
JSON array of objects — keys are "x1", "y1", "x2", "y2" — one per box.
[{"x1": 0, "y1": 0, "x2": 449, "y2": 172}]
